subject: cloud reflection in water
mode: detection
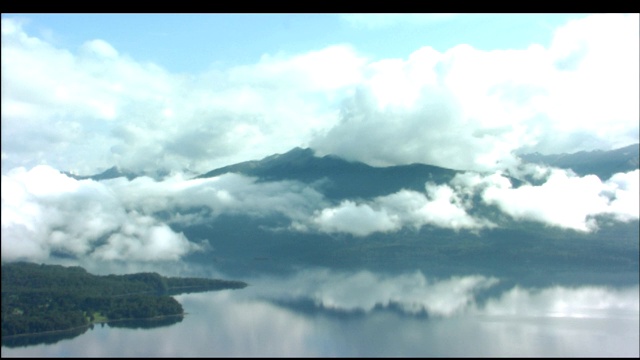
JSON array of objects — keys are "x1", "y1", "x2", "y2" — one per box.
[{"x1": 2, "y1": 269, "x2": 638, "y2": 357}]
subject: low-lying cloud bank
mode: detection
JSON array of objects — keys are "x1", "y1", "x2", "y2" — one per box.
[
  {"x1": 300, "y1": 185, "x2": 494, "y2": 237},
  {"x1": 1, "y1": 166, "x2": 200, "y2": 262},
  {"x1": 1, "y1": 166, "x2": 330, "y2": 262},
  {"x1": 2, "y1": 163, "x2": 638, "y2": 262},
  {"x1": 456, "y1": 168, "x2": 640, "y2": 232},
  {"x1": 302, "y1": 167, "x2": 639, "y2": 236}
]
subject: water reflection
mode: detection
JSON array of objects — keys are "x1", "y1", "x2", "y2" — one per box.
[
  {"x1": 2, "y1": 268, "x2": 638, "y2": 357},
  {"x1": 1, "y1": 316, "x2": 184, "y2": 349},
  {"x1": 102, "y1": 315, "x2": 183, "y2": 330},
  {"x1": 1, "y1": 326, "x2": 89, "y2": 349}
]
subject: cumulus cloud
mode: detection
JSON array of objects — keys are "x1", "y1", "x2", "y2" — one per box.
[
  {"x1": 228, "y1": 44, "x2": 366, "y2": 92},
  {"x1": 1, "y1": 166, "x2": 200, "y2": 262},
  {"x1": 308, "y1": 200, "x2": 398, "y2": 236},
  {"x1": 0, "y1": 164, "x2": 337, "y2": 262},
  {"x1": 299, "y1": 166, "x2": 638, "y2": 236},
  {"x1": 1, "y1": 19, "x2": 357, "y2": 176},
  {"x1": 312, "y1": 13, "x2": 639, "y2": 171},
  {"x1": 305, "y1": 184, "x2": 493, "y2": 237},
  {"x1": 2, "y1": 14, "x2": 638, "y2": 178},
  {"x1": 104, "y1": 172, "x2": 328, "y2": 225},
  {"x1": 605, "y1": 169, "x2": 640, "y2": 221},
  {"x1": 480, "y1": 168, "x2": 640, "y2": 232}
]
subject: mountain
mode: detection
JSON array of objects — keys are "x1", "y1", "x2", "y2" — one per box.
[
  {"x1": 197, "y1": 147, "x2": 464, "y2": 200},
  {"x1": 45, "y1": 145, "x2": 639, "y2": 286},
  {"x1": 64, "y1": 166, "x2": 171, "y2": 182},
  {"x1": 519, "y1": 143, "x2": 639, "y2": 180},
  {"x1": 65, "y1": 144, "x2": 639, "y2": 186},
  {"x1": 197, "y1": 144, "x2": 639, "y2": 198},
  {"x1": 64, "y1": 166, "x2": 139, "y2": 181},
  {"x1": 178, "y1": 145, "x2": 639, "y2": 283}
]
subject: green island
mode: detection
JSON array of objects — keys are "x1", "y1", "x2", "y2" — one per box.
[{"x1": 1, "y1": 262, "x2": 247, "y2": 338}]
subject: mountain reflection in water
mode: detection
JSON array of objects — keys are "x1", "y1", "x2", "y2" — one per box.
[{"x1": 2, "y1": 268, "x2": 638, "y2": 357}]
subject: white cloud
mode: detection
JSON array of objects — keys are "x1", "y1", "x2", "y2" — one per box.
[
  {"x1": 477, "y1": 168, "x2": 640, "y2": 232},
  {"x1": 312, "y1": 14, "x2": 639, "y2": 171},
  {"x1": 1, "y1": 166, "x2": 200, "y2": 262},
  {"x1": 604, "y1": 169, "x2": 640, "y2": 221},
  {"x1": 2, "y1": 163, "x2": 636, "y2": 264},
  {"x1": 0, "y1": 22, "x2": 360, "y2": 176},
  {"x1": 81, "y1": 39, "x2": 119, "y2": 59},
  {"x1": 91, "y1": 213, "x2": 194, "y2": 261},
  {"x1": 302, "y1": 166, "x2": 638, "y2": 236},
  {"x1": 9, "y1": 164, "x2": 505, "y2": 262},
  {"x1": 310, "y1": 200, "x2": 399, "y2": 236},
  {"x1": 229, "y1": 44, "x2": 366, "y2": 92},
  {"x1": 3, "y1": 14, "x2": 638, "y2": 178},
  {"x1": 70, "y1": 168, "x2": 640, "y2": 240},
  {"x1": 307, "y1": 184, "x2": 492, "y2": 237},
  {"x1": 104, "y1": 172, "x2": 328, "y2": 225},
  {"x1": 483, "y1": 170, "x2": 608, "y2": 231}
]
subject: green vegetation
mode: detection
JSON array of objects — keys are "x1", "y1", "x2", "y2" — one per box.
[{"x1": 1, "y1": 262, "x2": 247, "y2": 337}]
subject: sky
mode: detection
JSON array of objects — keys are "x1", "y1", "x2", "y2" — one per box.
[
  {"x1": 1, "y1": 13, "x2": 639, "y2": 263},
  {"x1": 2, "y1": 13, "x2": 638, "y2": 176}
]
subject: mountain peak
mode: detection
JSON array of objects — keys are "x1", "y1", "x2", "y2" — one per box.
[
  {"x1": 64, "y1": 166, "x2": 137, "y2": 181},
  {"x1": 260, "y1": 147, "x2": 314, "y2": 163},
  {"x1": 196, "y1": 147, "x2": 460, "y2": 200}
]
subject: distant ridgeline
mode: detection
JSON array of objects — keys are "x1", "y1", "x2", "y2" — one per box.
[
  {"x1": 518, "y1": 143, "x2": 639, "y2": 180},
  {"x1": 1, "y1": 262, "x2": 247, "y2": 338},
  {"x1": 64, "y1": 144, "x2": 639, "y2": 192}
]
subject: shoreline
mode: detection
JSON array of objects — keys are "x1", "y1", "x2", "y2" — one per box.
[{"x1": 1, "y1": 312, "x2": 188, "y2": 341}]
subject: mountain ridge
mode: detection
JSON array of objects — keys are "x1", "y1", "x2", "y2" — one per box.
[
  {"x1": 196, "y1": 147, "x2": 462, "y2": 200},
  {"x1": 65, "y1": 144, "x2": 639, "y2": 188},
  {"x1": 518, "y1": 143, "x2": 639, "y2": 180}
]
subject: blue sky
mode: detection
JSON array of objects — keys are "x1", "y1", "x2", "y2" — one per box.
[{"x1": 6, "y1": 14, "x2": 587, "y2": 73}]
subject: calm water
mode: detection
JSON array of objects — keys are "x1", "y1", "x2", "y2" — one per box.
[{"x1": 2, "y1": 268, "x2": 639, "y2": 357}]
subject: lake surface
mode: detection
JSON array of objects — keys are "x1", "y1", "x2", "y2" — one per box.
[{"x1": 2, "y1": 268, "x2": 638, "y2": 357}]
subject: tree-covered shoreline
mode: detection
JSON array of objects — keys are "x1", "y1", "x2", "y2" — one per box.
[{"x1": 1, "y1": 262, "x2": 247, "y2": 338}]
